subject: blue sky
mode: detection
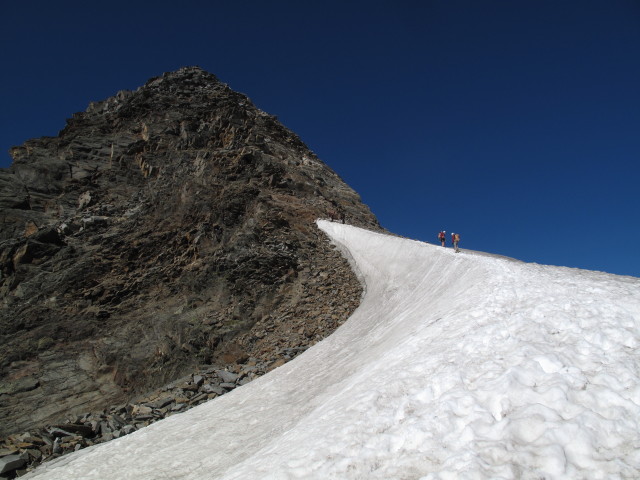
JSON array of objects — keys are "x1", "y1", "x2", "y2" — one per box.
[{"x1": 2, "y1": 1, "x2": 639, "y2": 277}]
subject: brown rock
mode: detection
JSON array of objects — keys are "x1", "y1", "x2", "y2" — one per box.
[
  {"x1": 0, "y1": 66, "x2": 381, "y2": 439},
  {"x1": 268, "y1": 359, "x2": 287, "y2": 371}
]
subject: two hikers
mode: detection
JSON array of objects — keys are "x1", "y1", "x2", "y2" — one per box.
[{"x1": 437, "y1": 230, "x2": 461, "y2": 252}]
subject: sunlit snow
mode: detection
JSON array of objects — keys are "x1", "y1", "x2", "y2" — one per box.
[{"x1": 25, "y1": 220, "x2": 640, "y2": 479}]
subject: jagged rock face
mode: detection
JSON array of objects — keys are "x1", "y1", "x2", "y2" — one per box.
[{"x1": 0, "y1": 67, "x2": 380, "y2": 436}]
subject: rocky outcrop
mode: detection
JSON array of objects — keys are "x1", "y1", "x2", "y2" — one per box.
[
  {"x1": 0, "y1": 66, "x2": 380, "y2": 439},
  {"x1": 0, "y1": 359, "x2": 290, "y2": 476}
]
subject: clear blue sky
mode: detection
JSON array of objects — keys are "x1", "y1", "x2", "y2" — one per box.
[{"x1": 2, "y1": 1, "x2": 639, "y2": 277}]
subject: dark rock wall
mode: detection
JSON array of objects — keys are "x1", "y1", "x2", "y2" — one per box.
[{"x1": 0, "y1": 67, "x2": 380, "y2": 436}]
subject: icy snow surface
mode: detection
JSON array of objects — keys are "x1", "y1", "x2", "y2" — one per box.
[{"x1": 25, "y1": 220, "x2": 640, "y2": 479}]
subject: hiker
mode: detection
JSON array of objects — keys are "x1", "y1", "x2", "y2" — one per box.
[
  {"x1": 438, "y1": 231, "x2": 446, "y2": 247},
  {"x1": 452, "y1": 232, "x2": 461, "y2": 252}
]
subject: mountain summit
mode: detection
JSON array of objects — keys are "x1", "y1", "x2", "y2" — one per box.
[{"x1": 0, "y1": 67, "x2": 380, "y2": 435}]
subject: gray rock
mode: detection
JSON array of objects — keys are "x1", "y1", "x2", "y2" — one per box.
[
  {"x1": 122, "y1": 425, "x2": 136, "y2": 435},
  {"x1": 0, "y1": 377, "x2": 40, "y2": 395},
  {"x1": 0, "y1": 455, "x2": 26, "y2": 475},
  {"x1": 51, "y1": 423, "x2": 93, "y2": 437},
  {"x1": 144, "y1": 397, "x2": 173, "y2": 409},
  {"x1": 133, "y1": 414, "x2": 154, "y2": 421},
  {"x1": 25, "y1": 448, "x2": 42, "y2": 461},
  {"x1": 52, "y1": 438, "x2": 62, "y2": 455},
  {"x1": 202, "y1": 384, "x2": 225, "y2": 395},
  {"x1": 90, "y1": 419, "x2": 100, "y2": 433},
  {"x1": 216, "y1": 370, "x2": 239, "y2": 384},
  {"x1": 180, "y1": 383, "x2": 200, "y2": 393},
  {"x1": 48, "y1": 427, "x2": 74, "y2": 438},
  {"x1": 78, "y1": 191, "x2": 93, "y2": 209},
  {"x1": 109, "y1": 414, "x2": 126, "y2": 428},
  {"x1": 99, "y1": 421, "x2": 111, "y2": 435},
  {"x1": 189, "y1": 393, "x2": 207, "y2": 404},
  {"x1": 133, "y1": 405, "x2": 153, "y2": 416}
]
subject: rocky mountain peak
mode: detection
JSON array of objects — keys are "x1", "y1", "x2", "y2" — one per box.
[
  {"x1": 0, "y1": 67, "x2": 380, "y2": 438},
  {"x1": 82, "y1": 66, "x2": 224, "y2": 118}
]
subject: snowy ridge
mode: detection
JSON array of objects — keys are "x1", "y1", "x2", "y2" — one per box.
[{"x1": 25, "y1": 221, "x2": 640, "y2": 479}]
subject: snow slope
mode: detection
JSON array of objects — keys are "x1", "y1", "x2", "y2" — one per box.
[{"x1": 25, "y1": 220, "x2": 640, "y2": 479}]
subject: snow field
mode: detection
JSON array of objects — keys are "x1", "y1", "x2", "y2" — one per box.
[{"x1": 24, "y1": 221, "x2": 640, "y2": 479}]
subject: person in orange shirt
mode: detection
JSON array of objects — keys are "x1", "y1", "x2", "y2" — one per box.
[{"x1": 452, "y1": 232, "x2": 460, "y2": 252}]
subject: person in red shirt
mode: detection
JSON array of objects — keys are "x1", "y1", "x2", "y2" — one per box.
[{"x1": 438, "y1": 231, "x2": 446, "y2": 246}]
